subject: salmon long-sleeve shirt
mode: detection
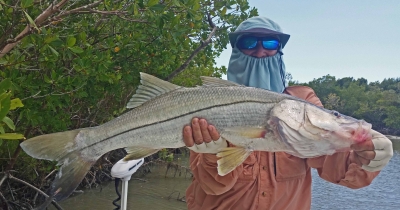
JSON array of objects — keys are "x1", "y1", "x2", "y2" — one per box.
[{"x1": 185, "y1": 86, "x2": 380, "y2": 210}]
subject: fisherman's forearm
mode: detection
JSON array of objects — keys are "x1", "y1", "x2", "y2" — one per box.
[
  {"x1": 308, "y1": 152, "x2": 380, "y2": 188},
  {"x1": 337, "y1": 162, "x2": 380, "y2": 189}
]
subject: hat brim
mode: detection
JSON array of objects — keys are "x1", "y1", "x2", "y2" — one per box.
[{"x1": 229, "y1": 28, "x2": 290, "y2": 49}]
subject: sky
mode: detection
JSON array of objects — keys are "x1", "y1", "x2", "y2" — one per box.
[{"x1": 216, "y1": 0, "x2": 400, "y2": 83}]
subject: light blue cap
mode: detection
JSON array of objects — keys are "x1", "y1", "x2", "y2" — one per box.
[{"x1": 229, "y1": 16, "x2": 290, "y2": 49}]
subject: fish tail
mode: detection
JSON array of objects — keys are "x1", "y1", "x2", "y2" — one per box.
[{"x1": 20, "y1": 129, "x2": 96, "y2": 201}]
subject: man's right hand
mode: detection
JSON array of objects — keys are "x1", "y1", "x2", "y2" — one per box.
[{"x1": 183, "y1": 118, "x2": 227, "y2": 154}]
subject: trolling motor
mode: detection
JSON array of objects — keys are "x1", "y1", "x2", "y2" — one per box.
[{"x1": 111, "y1": 158, "x2": 144, "y2": 210}]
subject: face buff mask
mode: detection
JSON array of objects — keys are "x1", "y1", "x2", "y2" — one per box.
[{"x1": 227, "y1": 47, "x2": 287, "y2": 93}]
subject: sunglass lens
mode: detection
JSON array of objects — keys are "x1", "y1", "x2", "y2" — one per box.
[
  {"x1": 238, "y1": 37, "x2": 258, "y2": 49},
  {"x1": 262, "y1": 40, "x2": 279, "y2": 50}
]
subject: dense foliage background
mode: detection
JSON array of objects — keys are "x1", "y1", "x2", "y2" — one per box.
[
  {"x1": 0, "y1": 0, "x2": 399, "y2": 208},
  {"x1": 0, "y1": 0, "x2": 257, "y2": 208},
  {"x1": 291, "y1": 76, "x2": 400, "y2": 135}
]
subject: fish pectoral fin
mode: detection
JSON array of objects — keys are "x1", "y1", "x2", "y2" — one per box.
[
  {"x1": 124, "y1": 147, "x2": 160, "y2": 160},
  {"x1": 216, "y1": 147, "x2": 253, "y2": 176},
  {"x1": 223, "y1": 127, "x2": 268, "y2": 138}
]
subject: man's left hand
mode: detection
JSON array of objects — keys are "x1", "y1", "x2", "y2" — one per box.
[{"x1": 350, "y1": 130, "x2": 393, "y2": 172}]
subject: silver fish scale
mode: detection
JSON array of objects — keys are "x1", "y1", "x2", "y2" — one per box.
[{"x1": 81, "y1": 86, "x2": 296, "y2": 157}]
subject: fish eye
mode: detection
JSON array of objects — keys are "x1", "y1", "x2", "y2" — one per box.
[{"x1": 332, "y1": 111, "x2": 341, "y2": 117}]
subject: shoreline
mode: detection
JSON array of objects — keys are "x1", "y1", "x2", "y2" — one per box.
[{"x1": 385, "y1": 135, "x2": 400, "y2": 140}]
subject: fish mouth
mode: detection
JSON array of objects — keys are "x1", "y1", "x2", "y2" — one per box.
[{"x1": 328, "y1": 120, "x2": 372, "y2": 143}]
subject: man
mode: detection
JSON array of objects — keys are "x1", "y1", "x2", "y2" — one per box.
[{"x1": 183, "y1": 16, "x2": 393, "y2": 209}]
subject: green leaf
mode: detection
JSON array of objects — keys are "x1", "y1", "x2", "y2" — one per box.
[
  {"x1": 21, "y1": 0, "x2": 33, "y2": 8},
  {"x1": 79, "y1": 32, "x2": 87, "y2": 41},
  {"x1": 44, "y1": 35, "x2": 58, "y2": 44},
  {"x1": 171, "y1": 16, "x2": 180, "y2": 27},
  {"x1": 133, "y1": 3, "x2": 139, "y2": 15},
  {"x1": 150, "y1": 4, "x2": 166, "y2": 11},
  {"x1": 193, "y1": 3, "x2": 200, "y2": 11},
  {"x1": 0, "y1": 93, "x2": 10, "y2": 101},
  {"x1": 43, "y1": 74, "x2": 52, "y2": 84},
  {"x1": 68, "y1": 46, "x2": 84, "y2": 54},
  {"x1": 2, "y1": 117, "x2": 15, "y2": 130},
  {"x1": 0, "y1": 78, "x2": 11, "y2": 93},
  {"x1": 10, "y1": 98, "x2": 24, "y2": 110},
  {"x1": 0, "y1": 126, "x2": 4, "y2": 134},
  {"x1": 67, "y1": 36, "x2": 76, "y2": 47},
  {"x1": 51, "y1": 70, "x2": 57, "y2": 80},
  {"x1": 47, "y1": 45, "x2": 59, "y2": 57},
  {"x1": 0, "y1": 133, "x2": 25, "y2": 140},
  {"x1": 158, "y1": 18, "x2": 164, "y2": 29},
  {"x1": 221, "y1": 7, "x2": 227, "y2": 15},
  {"x1": 147, "y1": 0, "x2": 158, "y2": 7},
  {"x1": 0, "y1": 58, "x2": 7, "y2": 65},
  {"x1": 23, "y1": 11, "x2": 40, "y2": 32},
  {"x1": 0, "y1": 93, "x2": 11, "y2": 121},
  {"x1": 172, "y1": 0, "x2": 181, "y2": 6}
]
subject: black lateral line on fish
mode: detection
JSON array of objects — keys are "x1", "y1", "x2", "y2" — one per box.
[{"x1": 76, "y1": 100, "x2": 268, "y2": 152}]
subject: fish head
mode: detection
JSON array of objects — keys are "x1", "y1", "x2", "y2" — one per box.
[
  {"x1": 304, "y1": 103, "x2": 372, "y2": 144},
  {"x1": 270, "y1": 99, "x2": 372, "y2": 156}
]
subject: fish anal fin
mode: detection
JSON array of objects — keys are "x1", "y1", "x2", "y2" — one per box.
[
  {"x1": 216, "y1": 147, "x2": 252, "y2": 176},
  {"x1": 126, "y1": 73, "x2": 181, "y2": 109},
  {"x1": 124, "y1": 147, "x2": 159, "y2": 160},
  {"x1": 224, "y1": 127, "x2": 268, "y2": 138}
]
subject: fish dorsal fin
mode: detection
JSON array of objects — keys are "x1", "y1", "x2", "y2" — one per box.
[
  {"x1": 126, "y1": 72, "x2": 181, "y2": 109},
  {"x1": 200, "y1": 76, "x2": 243, "y2": 87}
]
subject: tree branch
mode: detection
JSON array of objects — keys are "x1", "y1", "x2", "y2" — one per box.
[
  {"x1": 47, "y1": 1, "x2": 102, "y2": 20},
  {"x1": 0, "y1": 0, "x2": 22, "y2": 50},
  {"x1": 116, "y1": 15, "x2": 149, "y2": 23},
  {"x1": 0, "y1": 173, "x2": 7, "y2": 187},
  {"x1": 0, "y1": 0, "x2": 70, "y2": 58},
  {"x1": 0, "y1": 0, "x2": 149, "y2": 57},
  {"x1": 8, "y1": 173, "x2": 63, "y2": 210},
  {"x1": 35, "y1": 1, "x2": 104, "y2": 31},
  {"x1": 0, "y1": 190, "x2": 9, "y2": 210},
  {"x1": 21, "y1": 83, "x2": 85, "y2": 100},
  {"x1": 166, "y1": 14, "x2": 218, "y2": 81}
]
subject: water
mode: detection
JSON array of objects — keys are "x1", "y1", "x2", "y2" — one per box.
[
  {"x1": 51, "y1": 163, "x2": 192, "y2": 210},
  {"x1": 311, "y1": 139, "x2": 400, "y2": 210},
  {"x1": 53, "y1": 139, "x2": 400, "y2": 210}
]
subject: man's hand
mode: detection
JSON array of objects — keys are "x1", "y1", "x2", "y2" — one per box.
[
  {"x1": 183, "y1": 118, "x2": 227, "y2": 154},
  {"x1": 350, "y1": 130, "x2": 393, "y2": 172}
]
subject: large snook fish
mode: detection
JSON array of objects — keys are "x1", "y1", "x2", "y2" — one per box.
[{"x1": 21, "y1": 73, "x2": 372, "y2": 201}]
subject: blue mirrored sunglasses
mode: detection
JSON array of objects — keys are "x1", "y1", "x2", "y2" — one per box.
[{"x1": 237, "y1": 36, "x2": 280, "y2": 50}]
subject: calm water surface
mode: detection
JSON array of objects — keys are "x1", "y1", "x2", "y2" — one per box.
[
  {"x1": 54, "y1": 139, "x2": 400, "y2": 210},
  {"x1": 311, "y1": 138, "x2": 400, "y2": 210}
]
